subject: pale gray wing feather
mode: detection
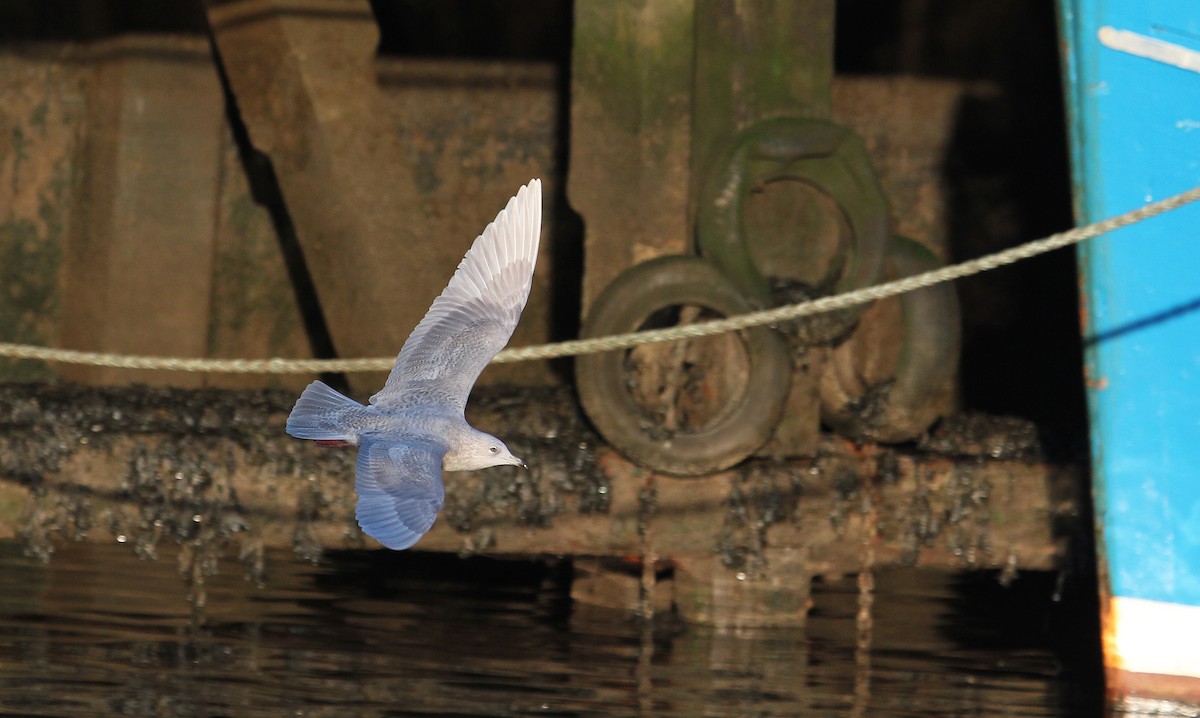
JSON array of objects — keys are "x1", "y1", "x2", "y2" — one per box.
[
  {"x1": 355, "y1": 436, "x2": 447, "y2": 551},
  {"x1": 370, "y1": 179, "x2": 542, "y2": 411}
]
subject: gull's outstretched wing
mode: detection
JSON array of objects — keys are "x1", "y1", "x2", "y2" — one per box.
[
  {"x1": 370, "y1": 179, "x2": 542, "y2": 411},
  {"x1": 354, "y1": 437, "x2": 447, "y2": 551}
]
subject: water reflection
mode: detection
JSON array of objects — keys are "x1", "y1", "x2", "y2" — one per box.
[{"x1": 0, "y1": 540, "x2": 1103, "y2": 717}]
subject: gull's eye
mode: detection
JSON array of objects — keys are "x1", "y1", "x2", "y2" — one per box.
[{"x1": 489, "y1": 446, "x2": 499, "y2": 454}]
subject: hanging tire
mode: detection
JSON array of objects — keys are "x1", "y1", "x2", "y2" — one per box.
[
  {"x1": 819, "y1": 236, "x2": 960, "y2": 442},
  {"x1": 576, "y1": 255, "x2": 792, "y2": 476},
  {"x1": 697, "y1": 118, "x2": 891, "y2": 343}
]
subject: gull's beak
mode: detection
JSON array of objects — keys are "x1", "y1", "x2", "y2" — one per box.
[{"x1": 515, "y1": 457, "x2": 528, "y2": 469}]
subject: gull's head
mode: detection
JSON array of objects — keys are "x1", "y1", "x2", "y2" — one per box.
[{"x1": 445, "y1": 431, "x2": 526, "y2": 472}]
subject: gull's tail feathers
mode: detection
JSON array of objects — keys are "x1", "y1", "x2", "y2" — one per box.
[{"x1": 285, "y1": 380, "x2": 363, "y2": 442}]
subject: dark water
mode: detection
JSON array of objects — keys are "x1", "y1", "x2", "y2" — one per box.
[{"x1": 0, "y1": 540, "x2": 1107, "y2": 717}]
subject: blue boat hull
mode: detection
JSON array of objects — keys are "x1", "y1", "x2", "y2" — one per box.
[{"x1": 1058, "y1": 0, "x2": 1200, "y2": 703}]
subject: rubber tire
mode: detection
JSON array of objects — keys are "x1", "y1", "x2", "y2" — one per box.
[
  {"x1": 819, "y1": 236, "x2": 961, "y2": 442},
  {"x1": 697, "y1": 118, "x2": 890, "y2": 341},
  {"x1": 576, "y1": 256, "x2": 792, "y2": 476}
]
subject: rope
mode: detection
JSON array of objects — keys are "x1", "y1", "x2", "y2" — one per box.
[{"x1": 2, "y1": 185, "x2": 1198, "y2": 373}]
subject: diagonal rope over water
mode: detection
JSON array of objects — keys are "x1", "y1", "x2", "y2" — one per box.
[{"x1": 2, "y1": 184, "x2": 1199, "y2": 373}]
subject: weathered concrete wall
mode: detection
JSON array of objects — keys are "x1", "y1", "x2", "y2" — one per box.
[
  {"x1": 0, "y1": 48, "x2": 83, "y2": 384},
  {"x1": 0, "y1": 23, "x2": 975, "y2": 399},
  {"x1": 206, "y1": 124, "x2": 312, "y2": 391},
  {"x1": 58, "y1": 36, "x2": 225, "y2": 388},
  {"x1": 207, "y1": 0, "x2": 563, "y2": 395},
  {"x1": 0, "y1": 38, "x2": 313, "y2": 390},
  {"x1": 0, "y1": 33, "x2": 561, "y2": 392}
]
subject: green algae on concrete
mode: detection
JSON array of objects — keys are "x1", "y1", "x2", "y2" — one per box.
[
  {"x1": 570, "y1": 0, "x2": 696, "y2": 314},
  {"x1": 0, "y1": 55, "x2": 84, "y2": 382}
]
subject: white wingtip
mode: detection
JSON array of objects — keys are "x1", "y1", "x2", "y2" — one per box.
[
  {"x1": 454, "y1": 179, "x2": 542, "y2": 300},
  {"x1": 507, "y1": 178, "x2": 542, "y2": 269}
]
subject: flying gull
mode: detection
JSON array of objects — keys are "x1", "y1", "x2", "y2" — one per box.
[{"x1": 285, "y1": 179, "x2": 542, "y2": 550}]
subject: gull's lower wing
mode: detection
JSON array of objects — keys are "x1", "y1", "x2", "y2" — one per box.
[{"x1": 355, "y1": 437, "x2": 447, "y2": 550}]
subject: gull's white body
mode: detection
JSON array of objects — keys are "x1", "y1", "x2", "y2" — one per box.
[{"x1": 285, "y1": 180, "x2": 542, "y2": 550}]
